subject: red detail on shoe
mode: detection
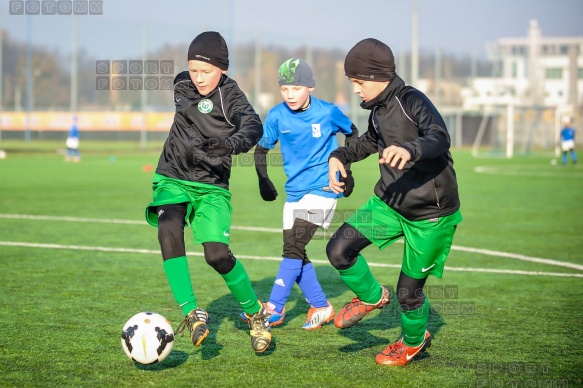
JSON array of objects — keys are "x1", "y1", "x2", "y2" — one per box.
[
  {"x1": 375, "y1": 330, "x2": 431, "y2": 366},
  {"x1": 334, "y1": 286, "x2": 390, "y2": 329}
]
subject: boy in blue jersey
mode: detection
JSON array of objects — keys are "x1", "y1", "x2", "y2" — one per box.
[
  {"x1": 560, "y1": 118, "x2": 577, "y2": 166},
  {"x1": 240, "y1": 58, "x2": 359, "y2": 329},
  {"x1": 65, "y1": 116, "x2": 80, "y2": 162}
]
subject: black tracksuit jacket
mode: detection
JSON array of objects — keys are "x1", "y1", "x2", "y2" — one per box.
[
  {"x1": 330, "y1": 75, "x2": 460, "y2": 221},
  {"x1": 155, "y1": 71, "x2": 263, "y2": 189}
]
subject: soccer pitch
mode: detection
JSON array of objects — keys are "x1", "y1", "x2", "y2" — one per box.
[{"x1": 0, "y1": 143, "x2": 582, "y2": 387}]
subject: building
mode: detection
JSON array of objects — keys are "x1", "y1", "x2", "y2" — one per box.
[{"x1": 462, "y1": 20, "x2": 583, "y2": 110}]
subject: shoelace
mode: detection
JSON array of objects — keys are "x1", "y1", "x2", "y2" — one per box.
[
  {"x1": 175, "y1": 316, "x2": 194, "y2": 336},
  {"x1": 388, "y1": 340, "x2": 406, "y2": 357},
  {"x1": 175, "y1": 310, "x2": 207, "y2": 336},
  {"x1": 249, "y1": 312, "x2": 271, "y2": 333}
]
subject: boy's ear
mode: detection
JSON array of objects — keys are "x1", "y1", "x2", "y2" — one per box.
[
  {"x1": 308, "y1": 87, "x2": 315, "y2": 92},
  {"x1": 221, "y1": 70, "x2": 228, "y2": 75}
]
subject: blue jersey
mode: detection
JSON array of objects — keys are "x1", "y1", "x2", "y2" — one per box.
[
  {"x1": 259, "y1": 96, "x2": 354, "y2": 202},
  {"x1": 68, "y1": 123, "x2": 79, "y2": 138},
  {"x1": 561, "y1": 127, "x2": 575, "y2": 142}
]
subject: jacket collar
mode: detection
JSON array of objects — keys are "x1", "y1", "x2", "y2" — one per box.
[{"x1": 360, "y1": 74, "x2": 405, "y2": 110}]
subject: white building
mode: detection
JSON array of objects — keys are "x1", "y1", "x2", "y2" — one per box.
[{"x1": 463, "y1": 20, "x2": 583, "y2": 110}]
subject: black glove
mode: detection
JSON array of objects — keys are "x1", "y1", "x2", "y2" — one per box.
[
  {"x1": 197, "y1": 137, "x2": 233, "y2": 157},
  {"x1": 340, "y1": 169, "x2": 354, "y2": 197},
  {"x1": 258, "y1": 177, "x2": 278, "y2": 201}
]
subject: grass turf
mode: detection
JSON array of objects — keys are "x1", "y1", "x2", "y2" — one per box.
[{"x1": 0, "y1": 142, "x2": 582, "y2": 386}]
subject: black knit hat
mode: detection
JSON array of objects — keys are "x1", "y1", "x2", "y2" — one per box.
[
  {"x1": 344, "y1": 38, "x2": 396, "y2": 82},
  {"x1": 187, "y1": 31, "x2": 229, "y2": 70}
]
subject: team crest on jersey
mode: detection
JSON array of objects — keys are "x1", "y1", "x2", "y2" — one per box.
[
  {"x1": 198, "y1": 99, "x2": 213, "y2": 114},
  {"x1": 312, "y1": 124, "x2": 321, "y2": 138}
]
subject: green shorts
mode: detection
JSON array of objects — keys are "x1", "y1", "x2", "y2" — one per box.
[
  {"x1": 145, "y1": 174, "x2": 232, "y2": 245},
  {"x1": 346, "y1": 195, "x2": 462, "y2": 279}
]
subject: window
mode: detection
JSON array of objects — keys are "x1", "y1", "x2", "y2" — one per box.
[
  {"x1": 545, "y1": 68, "x2": 563, "y2": 79},
  {"x1": 579, "y1": 68, "x2": 583, "y2": 79},
  {"x1": 512, "y1": 63, "x2": 517, "y2": 78}
]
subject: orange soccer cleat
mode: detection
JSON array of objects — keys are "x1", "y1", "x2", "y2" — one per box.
[
  {"x1": 334, "y1": 286, "x2": 390, "y2": 329},
  {"x1": 375, "y1": 330, "x2": 432, "y2": 366}
]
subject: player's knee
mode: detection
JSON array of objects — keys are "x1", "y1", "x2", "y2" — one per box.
[
  {"x1": 397, "y1": 287, "x2": 425, "y2": 311},
  {"x1": 326, "y1": 238, "x2": 352, "y2": 270},
  {"x1": 203, "y1": 242, "x2": 235, "y2": 275},
  {"x1": 157, "y1": 204, "x2": 187, "y2": 260}
]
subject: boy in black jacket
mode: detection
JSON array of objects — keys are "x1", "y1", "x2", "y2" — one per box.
[
  {"x1": 145, "y1": 31, "x2": 271, "y2": 353},
  {"x1": 326, "y1": 38, "x2": 462, "y2": 366}
]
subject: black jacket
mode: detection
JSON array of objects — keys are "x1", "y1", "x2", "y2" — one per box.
[
  {"x1": 330, "y1": 75, "x2": 460, "y2": 220},
  {"x1": 155, "y1": 71, "x2": 263, "y2": 189}
]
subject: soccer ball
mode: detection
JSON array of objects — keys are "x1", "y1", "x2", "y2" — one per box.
[{"x1": 121, "y1": 312, "x2": 175, "y2": 365}]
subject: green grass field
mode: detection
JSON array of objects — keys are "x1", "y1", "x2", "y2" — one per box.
[{"x1": 1, "y1": 141, "x2": 582, "y2": 387}]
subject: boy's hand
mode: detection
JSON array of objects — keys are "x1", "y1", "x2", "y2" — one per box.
[
  {"x1": 197, "y1": 137, "x2": 233, "y2": 157},
  {"x1": 340, "y1": 169, "x2": 354, "y2": 197},
  {"x1": 328, "y1": 157, "x2": 347, "y2": 194},
  {"x1": 379, "y1": 145, "x2": 411, "y2": 170},
  {"x1": 258, "y1": 177, "x2": 278, "y2": 201}
]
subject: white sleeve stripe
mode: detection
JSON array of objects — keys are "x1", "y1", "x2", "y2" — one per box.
[
  {"x1": 218, "y1": 87, "x2": 234, "y2": 127},
  {"x1": 395, "y1": 96, "x2": 418, "y2": 126}
]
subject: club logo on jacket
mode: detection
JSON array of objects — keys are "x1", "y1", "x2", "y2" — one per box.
[
  {"x1": 312, "y1": 123, "x2": 321, "y2": 138},
  {"x1": 198, "y1": 99, "x2": 213, "y2": 114}
]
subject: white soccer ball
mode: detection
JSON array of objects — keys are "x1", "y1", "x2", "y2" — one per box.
[
  {"x1": 0, "y1": 150, "x2": 6, "y2": 160},
  {"x1": 550, "y1": 158, "x2": 557, "y2": 166},
  {"x1": 121, "y1": 312, "x2": 174, "y2": 365}
]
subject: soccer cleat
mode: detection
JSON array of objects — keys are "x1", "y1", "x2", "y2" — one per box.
[
  {"x1": 375, "y1": 330, "x2": 432, "y2": 366},
  {"x1": 302, "y1": 302, "x2": 335, "y2": 330},
  {"x1": 244, "y1": 304, "x2": 272, "y2": 353},
  {"x1": 175, "y1": 308, "x2": 210, "y2": 347},
  {"x1": 334, "y1": 286, "x2": 390, "y2": 329},
  {"x1": 239, "y1": 303, "x2": 285, "y2": 327}
]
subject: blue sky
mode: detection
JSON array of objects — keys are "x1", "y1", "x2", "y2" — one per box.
[{"x1": 2, "y1": 0, "x2": 583, "y2": 60}]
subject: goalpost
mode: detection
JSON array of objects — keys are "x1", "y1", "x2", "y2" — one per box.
[{"x1": 470, "y1": 104, "x2": 560, "y2": 159}]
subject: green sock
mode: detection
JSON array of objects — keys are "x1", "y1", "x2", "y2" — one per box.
[
  {"x1": 221, "y1": 259, "x2": 261, "y2": 314},
  {"x1": 338, "y1": 255, "x2": 382, "y2": 304},
  {"x1": 163, "y1": 256, "x2": 198, "y2": 316},
  {"x1": 401, "y1": 298, "x2": 430, "y2": 347}
]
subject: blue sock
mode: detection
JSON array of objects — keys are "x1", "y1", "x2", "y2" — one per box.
[
  {"x1": 562, "y1": 153, "x2": 568, "y2": 165},
  {"x1": 269, "y1": 258, "x2": 302, "y2": 313},
  {"x1": 571, "y1": 150, "x2": 577, "y2": 163},
  {"x1": 296, "y1": 263, "x2": 328, "y2": 308}
]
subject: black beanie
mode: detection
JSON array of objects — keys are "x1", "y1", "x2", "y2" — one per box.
[
  {"x1": 344, "y1": 38, "x2": 396, "y2": 82},
  {"x1": 187, "y1": 31, "x2": 229, "y2": 70}
]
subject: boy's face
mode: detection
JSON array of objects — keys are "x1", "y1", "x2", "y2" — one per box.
[
  {"x1": 188, "y1": 60, "x2": 226, "y2": 96},
  {"x1": 348, "y1": 77, "x2": 389, "y2": 103},
  {"x1": 280, "y1": 85, "x2": 314, "y2": 110}
]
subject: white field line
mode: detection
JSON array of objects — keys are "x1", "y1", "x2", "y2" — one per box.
[
  {"x1": 1, "y1": 241, "x2": 582, "y2": 278},
  {"x1": 474, "y1": 165, "x2": 583, "y2": 178},
  {"x1": 1, "y1": 213, "x2": 583, "y2": 272}
]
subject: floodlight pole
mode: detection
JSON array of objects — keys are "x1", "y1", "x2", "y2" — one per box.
[
  {"x1": 140, "y1": 22, "x2": 148, "y2": 149},
  {"x1": 25, "y1": 15, "x2": 32, "y2": 142},
  {"x1": 411, "y1": 0, "x2": 419, "y2": 86},
  {"x1": 0, "y1": 9, "x2": 3, "y2": 112},
  {"x1": 254, "y1": 33, "x2": 261, "y2": 112},
  {"x1": 70, "y1": 14, "x2": 78, "y2": 115}
]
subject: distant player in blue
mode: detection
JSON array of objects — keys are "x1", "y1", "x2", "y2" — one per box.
[
  {"x1": 560, "y1": 118, "x2": 577, "y2": 166},
  {"x1": 65, "y1": 116, "x2": 80, "y2": 162},
  {"x1": 240, "y1": 58, "x2": 358, "y2": 329}
]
